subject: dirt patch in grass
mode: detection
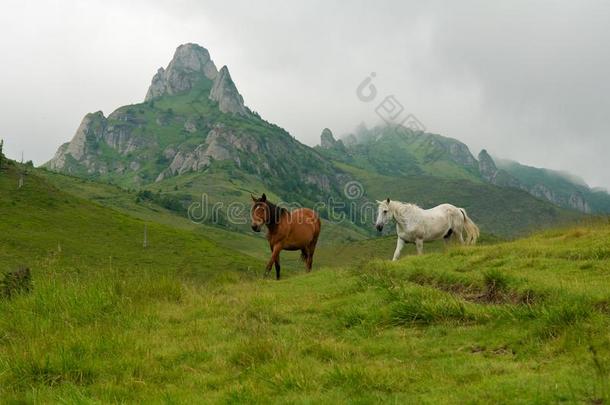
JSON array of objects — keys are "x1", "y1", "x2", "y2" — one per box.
[
  {"x1": 593, "y1": 299, "x2": 610, "y2": 314},
  {"x1": 406, "y1": 272, "x2": 538, "y2": 306},
  {"x1": 465, "y1": 286, "x2": 537, "y2": 306}
]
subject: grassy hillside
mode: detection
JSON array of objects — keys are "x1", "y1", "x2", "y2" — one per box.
[
  {"x1": 0, "y1": 160, "x2": 262, "y2": 280},
  {"x1": 328, "y1": 126, "x2": 482, "y2": 182},
  {"x1": 33, "y1": 166, "x2": 503, "y2": 267},
  {"x1": 1, "y1": 159, "x2": 608, "y2": 402},
  {"x1": 37, "y1": 168, "x2": 368, "y2": 269}
]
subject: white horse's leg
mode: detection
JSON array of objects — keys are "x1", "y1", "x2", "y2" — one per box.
[
  {"x1": 443, "y1": 228, "x2": 454, "y2": 248},
  {"x1": 415, "y1": 238, "x2": 424, "y2": 255},
  {"x1": 457, "y1": 231, "x2": 465, "y2": 245},
  {"x1": 392, "y1": 238, "x2": 405, "y2": 261}
]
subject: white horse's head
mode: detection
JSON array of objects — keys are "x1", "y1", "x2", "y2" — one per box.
[{"x1": 375, "y1": 198, "x2": 392, "y2": 232}]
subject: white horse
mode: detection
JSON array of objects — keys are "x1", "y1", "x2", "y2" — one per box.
[{"x1": 375, "y1": 198, "x2": 480, "y2": 261}]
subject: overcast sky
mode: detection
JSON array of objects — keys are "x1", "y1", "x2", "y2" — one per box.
[{"x1": 1, "y1": 0, "x2": 609, "y2": 188}]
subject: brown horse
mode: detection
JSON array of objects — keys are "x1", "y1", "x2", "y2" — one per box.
[{"x1": 250, "y1": 194, "x2": 321, "y2": 280}]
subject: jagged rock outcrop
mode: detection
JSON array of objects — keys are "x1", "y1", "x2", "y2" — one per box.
[
  {"x1": 145, "y1": 43, "x2": 218, "y2": 101},
  {"x1": 209, "y1": 66, "x2": 249, "y2": 116},
  {"x1": 529, "y1": 185, "x2": 590, "y2": 213},
  {"x1": 446, "y1": 140, "x2": 478, "y2": 170},
  {"x1": 319, "y1": 128, "x2": 346, "y2": 152},
  {"x1": 155, "y1": 123, "x2": 333, "y2": 192},
  {"x1": 478, "y1": 149, "x2": 498, "y2": 182},
  {"x1": 46, "y1": 143, "x2": 69, "y2": 171},
  {"x1": 530, "y1": 183, "x2": 555, "y2": 202},
  {"x1": 156, "y1": 126, "x2": 259, "y2": 181},
  {"x1": 184, "y1": 118, "x2": 197, "y2": 133},
  {"x1": 68, "y1": 112, "x2": 106, "y2": 160},
  {"x1": 45, "y1": 108, "x2": 156, "y2": 173},
  {"x1": 46, "y1": 112, "x2": 106, "y2": 172},
  {"x1": 320, "y1": 128, "x2": 336, "y2": 148},
  {"x1": 477, "y1": 150, "x2": 523, "y2": 189},
  {"x1": 568, "y1": 193, "x2": 591, "y2": 213}
]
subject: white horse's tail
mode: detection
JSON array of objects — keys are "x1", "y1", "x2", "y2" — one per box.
[{"x1": 460, "y1": 208, "x2": 480, "y2": 245}]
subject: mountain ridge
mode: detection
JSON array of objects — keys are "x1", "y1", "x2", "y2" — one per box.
[
  {"x1": 318, "y1": 126, "x2": 610, "y2": 214},
  {"x1": 43, "y1": 42, "x2": 597, "y2": 237},
  {"x1": 45, "y1": 43, "x2": 345, "y2": 205}
]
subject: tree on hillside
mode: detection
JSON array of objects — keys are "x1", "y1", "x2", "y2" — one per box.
[{"x1": 0, "y1": 139, "x2": 4, "y2": 169}]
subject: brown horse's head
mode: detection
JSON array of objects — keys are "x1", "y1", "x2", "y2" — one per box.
[{"x1": 250, "y1": 193, "x2": 269, "y2": 232}]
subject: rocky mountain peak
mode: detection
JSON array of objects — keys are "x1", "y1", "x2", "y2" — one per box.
[
  {"x1": 478, "y1": 149, "x2": 497, "y2": 181},
  {"x1": 477, "y1": 150, "x2": 525, "y2": 192},
  {"x1": 145, "y1": 43, "x2": 218, "y2": 101},
  {"x1": 209, "y1": 66, "x2": 249, "y2": 116},
  {"x1": 320, "y1": 128, "x2": 336, "y2": 148},
  {"x1": 319, "y1": 128, "x2": 346, "y2": 152},
  {"x1": 65, "y1": 111, "x2": 106, "y2": 159}
]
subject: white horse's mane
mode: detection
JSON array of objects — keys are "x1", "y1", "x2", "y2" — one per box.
[{"x1": 387, "y1": 200, "x2": 422, "y2": 221}]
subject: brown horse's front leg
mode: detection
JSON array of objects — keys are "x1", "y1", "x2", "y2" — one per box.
[{"x1": 266, "y1": 244, "x2": 282, "y2": 280}]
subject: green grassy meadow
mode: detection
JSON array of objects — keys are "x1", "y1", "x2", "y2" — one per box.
[{"x1": 1, "y1": 161, "x2": 609, "y2": 403}]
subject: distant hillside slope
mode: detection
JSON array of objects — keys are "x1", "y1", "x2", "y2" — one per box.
[
  {"x1": 496, "y1": 158, "x2": 610, "y2": 214},
  {"x1": 0, "y1": 159, "x2": 258, "y2": 280},
  {"x1": 319, "y1": 125, "x2": 480, "y2": 181},
  {"x1": 36, "y1": 167, "x2": 368, "y2": 261},
  {"x1": 317, "y1": 125, "x2": 610, "y2": 214}
]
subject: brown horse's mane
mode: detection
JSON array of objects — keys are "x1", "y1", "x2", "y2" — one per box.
[{"x1": 258, "y1": 199, "x2": 288, "y2": 233}]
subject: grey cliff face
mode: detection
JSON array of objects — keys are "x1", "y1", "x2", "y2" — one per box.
[
  {"x1": 45, "y1": 108, "x2": 157, "y2": 173},
  {"x1": 446, "y1": 141, "x2": 478, "y2": 170},
  {"x1": 46, "y1": 111, "x2": 106, "y2": 172},
  {"x1": 320, "y1": 128, "x2": 337, "y2": 149},
  {"x1": 67, "y1": 111, "x2": 106, "y2": 161},
  {"x1": 145, "y1": 43, "x2": 218, "y2": 101},
  {"x1": 478, "y1": 149, "x2": 499, "y2": 182},
  {"x1": 46, "y1": 143, "x2": 69, "y2": 171},
  {"x1": 157, "y1": 126, "x2": 260, "y2": 181},
  {"x1": 319, "y1": 128, "x2": 346, "y2": 153},
  {"x1": 568, "y1": 193, "x2": 591, "y2": 213},
  {"x1": 320, "y1": 128, "x2": 336, "y2": 149},
  {"x1": 530, "y1": 185, "x2": 591, "y2": 213},
  {"x1": 477, "y1": 149, "x2": 523, "y2": 189},
  {"x1": 209, "y1": 66, "x2": 249, "y2": 116}
]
